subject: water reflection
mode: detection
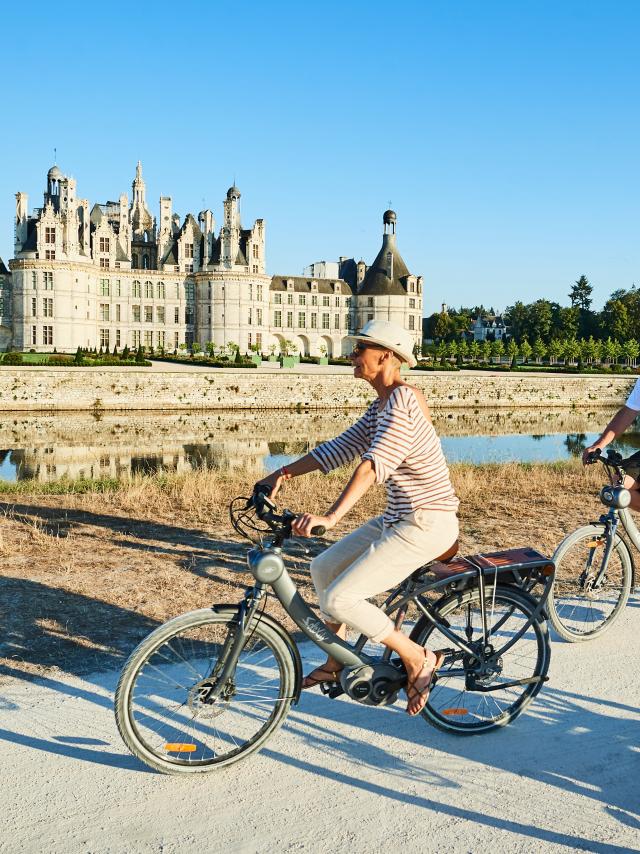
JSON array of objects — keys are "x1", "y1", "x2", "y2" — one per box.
[{"x1": 0, "y1": 407, "x2": 636, "y2": 483}]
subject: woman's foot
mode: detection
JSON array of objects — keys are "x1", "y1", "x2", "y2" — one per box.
[
  {"x1": 301, "y1": 665, "x2": 343, "y2": 690},
  {"x1": 405, "y1": 649, "x2": 445, "y2": 716}
]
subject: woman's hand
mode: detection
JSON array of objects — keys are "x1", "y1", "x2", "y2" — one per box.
[
  {"x1": 254, "y1": 470, "x2": 286, "y2": 500},
  {"x1": 292, "y1": 512, "x2": 337, "y2": 538},
  {"x1": 582, "y1": 443, "x2": 605, "y2": 466}
]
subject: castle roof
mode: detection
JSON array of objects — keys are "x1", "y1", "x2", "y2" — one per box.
[
  {"x1": 270, "y1": 275, "x2": 354, "y2": 295},
  {"x1": 0, "y1": 258, "x2": 9, "y2": 275},
  {"x1": 358, "y1": 233, "x2": 410, "y2": 296}
]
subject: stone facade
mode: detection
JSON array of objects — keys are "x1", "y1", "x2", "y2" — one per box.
[{"x1": 2, "y1": 165, "x2": 424, "y2": 357}]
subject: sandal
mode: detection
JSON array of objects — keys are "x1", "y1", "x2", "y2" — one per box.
[
  {"x1": 406, "y1": 649, "x2": 446, "y2": 716},
  {"x1": 301, "y1": 666, "x2": 342, "y2": 690}
]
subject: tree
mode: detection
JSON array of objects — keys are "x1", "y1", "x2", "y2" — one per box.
[
  {"x1": 569, "y1": 275, "x2": 593, "y2": 311},
  {"x1": 431, "y1": 311, "x2": 454, "y2": 341},
  {"x1": 603, "y1": 337, "x2": 621, "y2": 364},
  {"x1": 519, "y1": 339, "x2": 532, "y2": 364},
  {"x1": 506, "y1": 339, "x2": 518, "y2": 366},
  {"x1": 446, "y1": 340, "x2": 458, "y2": 361},
  {"x1": 532, "y1": 338, "x2": 546, "y2": 364},
  {"x1": 622, "y1": 339, "x2": 640, "y2": 366},
  {"x1": 491, "y1": 339, "x2": 505, "y2": 364},
  {"x1": 553, "y1": 305, "x2": 580, "y2": 340},
  {"x1": 504, "y1": 301, "x2": 529, "y2": 343},
  {"x1": 601, "y1": 299, "x2": 629, "y2": 342},
  {"x1": 547, "y1": 339, "x2": 563, "y2": 365},
  {"x1": 206, "y1": 341, "x2": 215, "y2": 357},
  {"x1": 458, "y1": 339, "x2": 469, "y2": 362},
  {"x1": 469, "y1": 340, "x2": 480, "y2": 362},
  {"x1": 529, "y1": 300, "x2": 553, "y2": 342},
  {"x1": 563, "y1": 338, "x2": 580, "y2": 365},
  {"x1": 135, "y1": 345, "x2": 145, "y2": 363},
  {"x1": 480, "y1": 340, "x2": 492, "y2": 363}
]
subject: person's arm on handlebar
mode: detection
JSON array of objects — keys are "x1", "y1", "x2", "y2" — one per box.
[
  {"x1": 582, "y1": 406, "x2": 639, "y2": 464},
  {"x1": 292, "y1": 459, "x2": 376, "y2": 537},
  {"x1": 255, "y1": 452, "x2": 322, "y2": 499}
]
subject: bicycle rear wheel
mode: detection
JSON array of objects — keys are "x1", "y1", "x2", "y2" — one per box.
[
  {"x1": 412, "y1": 585, "x2": 549, "y2": 734},
  {"x1": 549, "y1": 524, "x2": 632, "y2": 642},
  {"x1": 115, "y1": 607, "x2": 296, "y2": 774}
]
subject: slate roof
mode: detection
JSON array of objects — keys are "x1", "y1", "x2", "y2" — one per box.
[
  {"x1": 358, "y1": 234, "x2": 410, "y2": 297},
  {"x1": 0, "y1": 258, "x2": 9, "y2": 275},
  {"x1": 270, "y1": 275, "x2": 354, "y2": 295},
  {"x1": 20, "y1": 220, "x2": 38, "y2": 252}
]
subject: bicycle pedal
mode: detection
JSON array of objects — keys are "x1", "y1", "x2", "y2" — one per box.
[{"x1": 322, "y1": 684, "x2": 345, "y2": 699}]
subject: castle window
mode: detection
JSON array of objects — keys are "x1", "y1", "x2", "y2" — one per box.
[
  {"x1": 31, "y1": 326, "x2": 37, "y2": 345},
  {"x1": 185, "y1": 282, "x2": 195, "y2": 301},
  {"x1": 184, "y1": 243, "x2": 194, "y2": 259},
  {"x1": 43, "y1": 298, "x2": 54, "y2": 318},
  {"x1": 32, "y1": 272, "x2": 37, "y2": 289},
  {"x1": 322, "y1": 295, "x2": 330, "y2": 307},
  {"x1": 100, "y1": 278, "x2": 110, "y2": 296},
  {"x1": 31, "y1": 297, "x2": 36, "y2": 316},
  {"x1": 298, "y1": 312, "x2": 305, "y2": 328},
  {"x1": 334, "y1": 314, "x2": 340, "y2": 329},
  {"x1": 252, "y1": 245, "x2": 259, "y2": 259},
  {"x1": 144, "y1": 281, "x2": 153, "y2": 299},
  {"x1": 100, "y1": 304, "x2": 110, "y2": 321},
  {"x1": 286, "y1": 311, "x2": 293, "y2": 328},
  {"x1": 174, "y1": 307, "x2": 179, "y2": 324},
  {"x1": 335, "y1": 297, "x2": 340, "y2": 306},
  {"x1": 132, "y1": 280, "x2": 141, "y2": 298},
  {"x1": 99, "y1": 257, "x2": 109, "y2": 268},
  {"x1": 252, "y1": 265, "x2": 258, "y2": 274},
  {"x1": 345, "y1": 297, "x2": 351, "y2": 308},
  {"x1": 157, "y1": 306, "x2": 165, "y2": 324},
  {"x1": 132, "y1": 254, "x2": 138, "y2": 268},
  {"x1": 116, "y1": 305, "x2": 121, "y2": 322},
  {"x1": 367, "y1": 314, "x2": 374, "y2": 322},
  {"x1": 144, "y1": 331, "x2": 153, "y2": 348},
  {"x1": 99, "y1": 237, "x2": 110, "y2": 252},
  {"x1": 256, "y1": 308, "x2": 262, "y2": 325},
  {"x1": 274, "y1": 293, "x2": 282, "y2": 304},
  {"x1": 185, "y1": 264, "x2": 193, "y2": 273},
  {"x1": 132, "y1": 305, "x2": 141, "y2": 323},
  {"x1": 45, "y1": 250, "x2": 56, "y2": 261},
  {"x1": 257, "y1": 285, "x2": 263, "y2": 301},
  {"x1": 311, "y1": 295, "x2": 318, "y2": 307},
  {"x1": 256, "y1": 332, "x2": 262, "y2": 350},
  {"x1": 132, "y1": 330, "x2": 141, "y2": 348},
  {"x1": 311, "y1": 314, "x2": 317, "y2": 329},
  {"x1": 274, "y1": 310, "x2": 282, "y2": 327},
  {"x1": 174, "y1": 331, "x2": 179, "y2": 349},
  {"x1": 157, "y1": 331, "x2": 165, "y2": 349},
  {"x1": 185, "y1": 307, "x2": 194, "y2": 324},
  {"x1": 409, "y1": 298, "x2": 416, "y2": 309},
  {"x1": 299, "y1": 294, "x2": 306, "y2": 306},
  {"x1": 409, "y1": 316, "x2": 415, "y2": 331},
  {"x1": 116, "y1": 329, "x2": 121, "y2": 348},
  {"x1": 45, "y1": 227, "x2": 56, "y2": 244},
  {"x1": 43, "y1": 326, "x2": 53, "y2": 345},
  {"x1": 100, "y1": 329, "x2": 110, "y2": 348},
  {"x1": 287, "y1": 293, "x2": 294, "y2": 305},
  {"x1": 248, "y1": 307, "x2": 253, "y2": 325},
  {"x1": 44, "y1": 272, "x2": 54, "y2": 290},
  {"x1": 322, "y1": 313, "x2": 330, "y2": 330},
  {"x1": 114, "y1": 280, "x2": 121, "y2": 297},
  {"x1": 409, "y1": 282, "x2": 415, "y2": 293},
  {"x1": 157, "y1": 281, "x2": 165, "y2": 299},
  {"x1": 142, "y1": 255, "x2": 149, "y2": 269},
  {"x1": 207, "y1": 282, "x2": 212, "y2": 300},
  {"x1": 367, "y1": 297, "x2": 374, "y2": 307},
  {"x1": 145, "y1": 306, "x2": 153, "y2": 323}
]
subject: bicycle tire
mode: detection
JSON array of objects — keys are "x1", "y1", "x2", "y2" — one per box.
[
  {"x1": 549, "y1": 524, "x2": 632, "y2": 642},
  {"x1": 411, "y1": 585, "x2": 550, "y2": 735},
  {"x1": 115, "y1": 607, "x2": 296, "y2": 775}
]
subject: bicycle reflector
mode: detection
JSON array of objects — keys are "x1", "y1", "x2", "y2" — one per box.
[
  {"x1": 163, "y1": 743, "x2": 197, "y2": 753},
  {"x1": 442, "y1": 708, "x2": 468, "y2": 716},
  {"x1": 586, "y1": 539, "x2": 604, "y2": 548}
]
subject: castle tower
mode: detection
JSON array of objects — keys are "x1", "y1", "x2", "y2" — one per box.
[{"x1": 221, "y1": 185, "x2": 241, "y2": 266}]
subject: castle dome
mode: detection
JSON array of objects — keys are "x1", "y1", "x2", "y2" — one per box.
[
  {"x1": 48, "y1": 165, "x2": 63, "y2": 180},
  {"x1": 226, "y1": 185, "x2": 241, "y2": 200},
  {"x1": 383, "y1": 209, "x2": 397, "y2": 225}
]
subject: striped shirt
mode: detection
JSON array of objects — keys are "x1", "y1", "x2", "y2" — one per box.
[{"x1": 311, "y1": 385, "x2": 459, "y2": 524}]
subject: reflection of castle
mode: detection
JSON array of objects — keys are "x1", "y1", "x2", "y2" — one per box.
[{"x1": 0, "y1": 164, "x2": 424, "y2": 357}]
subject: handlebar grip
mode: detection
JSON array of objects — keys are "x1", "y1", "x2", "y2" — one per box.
[
  {"x1": 585, "y1": 449, "x2": 602, "y2": 464},
  {"x1": 310, "y1": 526, "x2": 326, "y2": 536}
]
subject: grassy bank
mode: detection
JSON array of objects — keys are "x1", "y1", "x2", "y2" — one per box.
[{"x1": 0, "y1": 461, "x2": 606, "y2": 680}]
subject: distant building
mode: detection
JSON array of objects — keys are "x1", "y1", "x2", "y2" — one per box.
[
  {"x1": 3, "y1": 165, "x2": 423, "y2": 356},
  {"x1": 469, "y1": 314, "x2": 509, "y2": 342}
]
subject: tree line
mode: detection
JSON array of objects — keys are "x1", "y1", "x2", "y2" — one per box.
[{"x1": 425, "y1": 276, "x2": 640, "y2": 346}]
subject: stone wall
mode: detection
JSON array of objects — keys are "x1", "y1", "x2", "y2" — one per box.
[{"x1": 0, "y1": 367, "x2": 635, "y2": 412}]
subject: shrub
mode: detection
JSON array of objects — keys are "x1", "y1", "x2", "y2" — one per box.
[{"x1": 3, "y1": 352, "x2": 23, "y2": 365}]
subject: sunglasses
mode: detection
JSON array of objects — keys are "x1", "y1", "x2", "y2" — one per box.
[{"x1": 350, "y1": 342, "x2": 386, "y2": 357}]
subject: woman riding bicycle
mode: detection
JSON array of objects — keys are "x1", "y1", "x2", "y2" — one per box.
[{"x1": 257, "y1": 320, "x2": 459, "y2": 716}]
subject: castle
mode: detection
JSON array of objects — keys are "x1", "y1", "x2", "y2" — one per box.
[{"x1": 0, "y1": 163, "x2": 424, "y2": 356}]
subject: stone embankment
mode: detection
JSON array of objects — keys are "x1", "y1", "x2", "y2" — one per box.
[{"x1": 0, "y1": 367, "x2": 635, "y2": 412}]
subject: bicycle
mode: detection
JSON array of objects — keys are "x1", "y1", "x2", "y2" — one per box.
[
  {"x1": 114, "y1": 488, "x2": 555, "y2": 775},
  {"x1": 550, "y1": 448, "x2": 636, "y2": 642}
]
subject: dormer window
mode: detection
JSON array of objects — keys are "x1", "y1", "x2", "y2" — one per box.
[
  {"x1": 184, "y1": 243, "x2": 194, "y2": 259},
  {"x1": 45, "y1": 227, "x2": 56, "y2": 244},
  {"x1": 311, "y1": 281, "x2": 318, "y2": 291},
  {"x1": 286, "y1": 279, "x2": 294, "y2": 291},
  {"x1": 99, "y1": 237, "x2": 110, "y2": 252}
]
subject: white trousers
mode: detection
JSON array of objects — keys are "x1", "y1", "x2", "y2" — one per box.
[{"x1": 309, "y1": 509, "x2": 459, "y2": 642}]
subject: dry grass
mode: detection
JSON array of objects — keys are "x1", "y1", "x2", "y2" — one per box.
[{"x1": 0, "y1": 461, "x2": 608, "y2": 681}]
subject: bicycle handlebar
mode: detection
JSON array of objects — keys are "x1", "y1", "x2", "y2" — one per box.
[{"x1": 251, "y1": 485, "x2": 326, "y2": 537}]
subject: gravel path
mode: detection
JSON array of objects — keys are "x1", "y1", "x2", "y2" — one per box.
[{"x1": 1, "y1": 604, "x2": 639, "y2": 854}]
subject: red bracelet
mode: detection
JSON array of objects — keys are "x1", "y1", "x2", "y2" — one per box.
[{"x1": 280, "y1": 466, "x2": 292, "y2": 480}]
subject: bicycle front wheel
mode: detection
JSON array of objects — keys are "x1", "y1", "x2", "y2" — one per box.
[
  {"x1": 115, "y1": 607, "x2": 296, "y2": 775},
  {"x1": 413, "y1": 586, "x2": 549, "y2": 734},
  {"x1": 549, "y1": 524, "x2": 632, "y2": 642}
]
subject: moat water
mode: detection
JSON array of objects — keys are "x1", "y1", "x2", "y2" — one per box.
[{"x1": 1, "y1": 407, "x2": 639, "y2": 483}]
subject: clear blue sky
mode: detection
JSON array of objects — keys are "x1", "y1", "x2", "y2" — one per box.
[{"x1": 1, "y1": 1, "x2": 638, "y2": 316}]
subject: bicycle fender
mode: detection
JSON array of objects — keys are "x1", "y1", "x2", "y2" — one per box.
[
  {"x1": 210, "y1": 604, "x2": 304, "y2": 706},
  {"x1": 553, "y1": 523, "x2": 634, "y2": 584}
]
